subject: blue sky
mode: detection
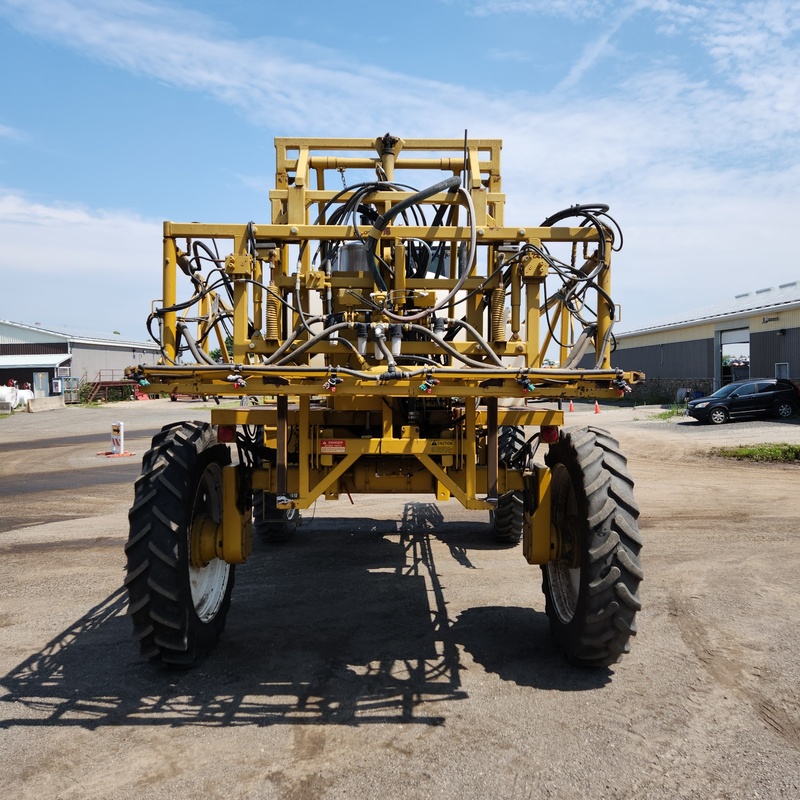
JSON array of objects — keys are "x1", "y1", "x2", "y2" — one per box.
[{"x1": 1, "y1": 0, "x2": 799, "y2": 339}]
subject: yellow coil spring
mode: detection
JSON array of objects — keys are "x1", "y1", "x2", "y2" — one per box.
[
  {"x1": 266, "y1": 286, "x2": 280, "y2": 340},
  {"x1": 490, "y1": 286, "x2": 506, "y2": 342}
]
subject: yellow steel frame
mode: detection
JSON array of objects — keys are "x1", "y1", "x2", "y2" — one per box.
[{"x1": 130, "y1": 135, "x2": 643, "y2": 547}]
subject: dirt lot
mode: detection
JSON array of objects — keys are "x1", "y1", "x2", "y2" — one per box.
[{"x1": 1, "y1": 400, "x2": 799, "y2": 799}]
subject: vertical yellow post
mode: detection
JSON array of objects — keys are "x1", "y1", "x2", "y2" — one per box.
[
  {"x1": 197, "y1": 291, "x2": 210, "y2": 355},
  {"x1": 253, "y1": 256, "x2": 263, "y2": 335},
  {"x1": 523, "y1": 465, "x2": 552, "y2": 565},
  {"x1": 233, "y1": 233, "x2": 250, "y2": 362},
  {"x1": 560, "y1": 300, "x2": 571, "y2": 367},
  {"x1": 596, "y1": 259, "x2": 612, "y2": 369},
  {"x1": 465, "y1": 400, "x2": 476, "y2": 502},
  {"x1": 162, "y1": 231, "x2": 178, "y2": 363},
  {"x1": 525, "y1": 280, "x2": 541, "y2": 368},
  {"x1": 394, "y1": 237, "x2": 406, "y2": 295}
]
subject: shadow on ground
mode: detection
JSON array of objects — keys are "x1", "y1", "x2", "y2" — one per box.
[{"x1": 0, "y1": 503, "x2": 609, "y2": 729}]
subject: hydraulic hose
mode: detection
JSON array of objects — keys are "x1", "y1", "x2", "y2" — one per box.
[
  {"x1": 373, "y1": 326, "x2": 397, "y2": 369},
  {"x1": 446, "y1": 318, "x2": 504, "y2": 367},
  {"x1": 273, "y1": 321, "x2": 354, "y2": 366},
  {"x1": 407, "y1": 323, "x2": 501, "y2": 370},
  {"x1": 365, "y1": 176, "x2": 461, "y2": 293},
  {"x1": 382, "y1": 185, "x2": 477, "y2": 324},
  {"x1": 540, "y1": 204, "x2": 610, "y2": 265},
  {"x1": 264, "y1": 315, "x2": 325, "y2": 364},
  {"x1": 176, "y1": 321, "x2": 217, "y2": 365}
]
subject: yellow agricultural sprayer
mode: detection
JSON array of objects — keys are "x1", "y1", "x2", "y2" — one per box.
[{"x1": 125, "y1": 134, "x2": 644, "y2": 668}]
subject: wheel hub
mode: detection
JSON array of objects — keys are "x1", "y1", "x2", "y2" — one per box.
[{"x1": 188, "y1": 461, "x2": 230, "y2": 622}]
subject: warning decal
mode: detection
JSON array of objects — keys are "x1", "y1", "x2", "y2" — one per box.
[
  {"x1": 320, "y1": 439, "x2": 347, "y2": 454},
  {"x1": 429, "y1": 440, "x2": 455, "y2": 454}
]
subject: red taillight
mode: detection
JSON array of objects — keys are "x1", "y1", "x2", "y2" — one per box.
[
  {"x1": 540, "y1": 425, "x2": 559, "y2": 444},
  {"x1": 217, "y1": 425, "x2": 236, "y2": 443}
]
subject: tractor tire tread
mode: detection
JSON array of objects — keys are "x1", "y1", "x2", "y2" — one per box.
[
  {"x1": 542, "y1": 425, "x2": 642, "y2": 666},
  {"x1": 124, "y1": 422, "x2": 234, "y2": 666}
]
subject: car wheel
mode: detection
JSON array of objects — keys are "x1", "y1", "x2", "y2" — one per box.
[
  {"x1": 776, "y1": 401, "x2": 794, "y2": 419},
  {"x1": 709, "y1": 407, "x2": 728, "y2": 425}
]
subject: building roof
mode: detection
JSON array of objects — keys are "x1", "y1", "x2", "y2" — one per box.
[
  {"x1": 0, "y1": 320, "x2": 159, "y2": 350},
  {"x1": 0, "y1": 354, "x2": 72, "y2": 369},
  {"x1": 620, "y1": 280, "x2": 800, "y2": 337}
]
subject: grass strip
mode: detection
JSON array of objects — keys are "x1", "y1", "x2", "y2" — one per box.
[
  {"x1": 712, "y1": 443, "x2": 800, "y2": 463},
  {"x1": 651, "y1": 404, "x2": 686, "y2": 420}
]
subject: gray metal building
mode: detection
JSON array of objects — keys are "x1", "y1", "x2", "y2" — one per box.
[
  {"x1": 0, "y1": 320, "x2": 159, "y2": 396},
  {"x1": 611, "y1": 281, "x2": 800, "y2": 390}
]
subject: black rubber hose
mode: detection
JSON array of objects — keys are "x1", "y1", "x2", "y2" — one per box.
[
  {"x1": 540, "y1": 204, "x2": 610, "y2": 266},
  {"x1": 540, "y1": 203, "x2": 609, "y2": 227},
  {"x1": 371, "y1": 176, "x2": 460, "y2": 233},
  {"x1": 364, "y1": 176, "x2": 461, "y2": 291}
]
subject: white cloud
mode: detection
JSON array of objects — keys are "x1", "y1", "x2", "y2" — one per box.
[
  {"x1": 0, "y1": 122, "x2": 24, "y2": 140},
  {"x1": 2, "y1": 0, "x2": 799, "y2": 331},
  {"x1": 459, "y1": 0, "x2": 611, "y2": 18},
  {"x1": 0, "y1": 192, "x2": 161, "y2": 337},
  {"x1": 0, "y1": 193, "x2": 158, "y2": 273},
  {"x1": 554, "y1": 3, "x2": 639, "y2": 90},
  {"x1": 1, "y1": 0, "x2": 794, "y2": 166},
  {"x1": 0, "y1": 0, "x2": 489, "y2": 135}
]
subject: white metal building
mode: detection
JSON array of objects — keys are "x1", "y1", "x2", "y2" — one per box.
[
  {"x1": 0, "y1": 320, "x2": 160, "y2": 396},
  {"x1": 610, "y1": 281, "x2": 800, "y2": 390}
]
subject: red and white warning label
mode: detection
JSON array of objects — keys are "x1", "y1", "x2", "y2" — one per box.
[{"x1": 320, "y1": 439, "x2": 347, "y2": 454}]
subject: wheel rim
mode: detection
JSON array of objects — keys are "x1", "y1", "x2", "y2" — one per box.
[
  {"x1": 188, "y1": 461, "x2": 230, "y2": 622},
  {"x1": 547, "y1": 464, "x2": 581, "y2": 624},
  {"x1": 778, "y1": 403, "x2": 792, "y2": 418},
  {"x1": 546, "y1": 562, "x2": 581, "y2": 624},
  {"x1": 710, "y1": 408, "x2": 726, "y2": 424}
]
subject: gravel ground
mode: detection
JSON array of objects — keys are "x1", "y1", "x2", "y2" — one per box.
[{"x1": 1, "y1": 399, "x2": 799, "y2": 799}]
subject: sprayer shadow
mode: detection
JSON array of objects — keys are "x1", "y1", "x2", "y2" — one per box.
[{"x1": 1, "y1": 503, "x2": 608, "y2": 729}]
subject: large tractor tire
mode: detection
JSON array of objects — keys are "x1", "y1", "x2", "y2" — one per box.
[
  {"x1": 253, "y1": 491, "x2": 301, "y2": 543},
  {"x1": 489, "y1": 425, "x2": 526, "y2": 544},
  {"x1": 125, "y1": 421, "x2": 235, "y2": 667},
  {"x1": 542, "y1": 425, "x2": 642, "y2": 666}
]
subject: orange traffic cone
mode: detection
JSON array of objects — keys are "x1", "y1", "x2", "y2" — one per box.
[
  {"x1": 594, "y1": 400, "x2": 601, "y2": 414},
  {"x1": 568, "y1": 399, "x2": 575, "y2": 412}
]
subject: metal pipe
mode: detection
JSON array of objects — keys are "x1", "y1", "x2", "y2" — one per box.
[
  {"x1": 162, "y1": 234, "x2": 178, "y2": 362},
  {"x1": 139, "y1": 362, "x2": 627, "y2": 381}
]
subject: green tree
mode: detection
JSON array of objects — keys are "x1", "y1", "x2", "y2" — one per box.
[{"x1": 209, "y1": 335, "x2": 234, "y2": 362}]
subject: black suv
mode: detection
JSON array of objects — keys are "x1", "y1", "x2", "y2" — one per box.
[{"x1": 687, "y1": 378, "x2": 800, "y2": 424}]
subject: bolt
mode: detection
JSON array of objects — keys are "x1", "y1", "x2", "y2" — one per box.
[
  {"x1": 518, "y1": 228, "x2": 526, "y2": 237},
  {"x1": 477, "y1": 228, "x2": 485, "y2": 237},
  {"x1": 290, "y1": 226, "x2": 298, "y2": 234}
]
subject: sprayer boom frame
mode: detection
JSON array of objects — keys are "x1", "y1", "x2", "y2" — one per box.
[{"x1": 129, "y1": 135, "x2": 642, "y2": 516}]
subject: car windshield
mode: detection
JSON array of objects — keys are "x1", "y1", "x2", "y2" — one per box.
[{"x1": 709, "y1": 384, "x2": 741, "y2": 398}]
